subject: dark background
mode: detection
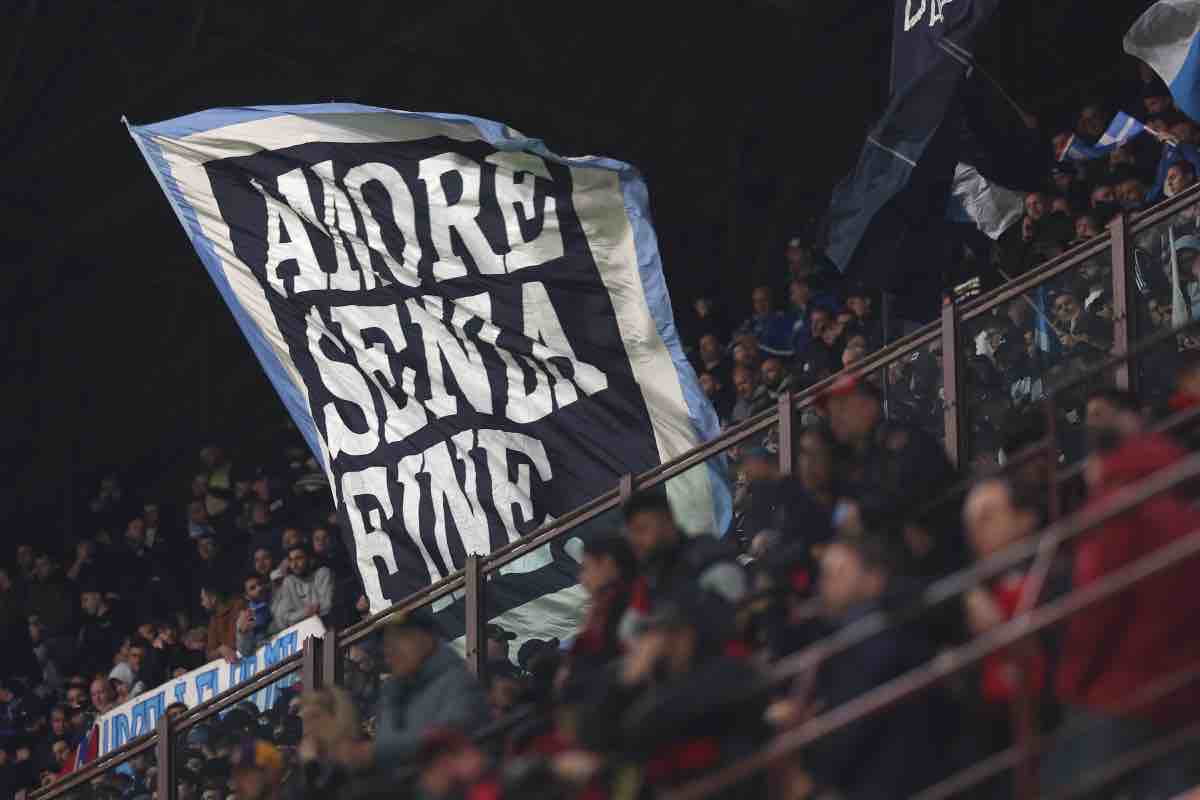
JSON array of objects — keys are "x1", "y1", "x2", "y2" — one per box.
[{"x1": 0, "y1": 0, "x2": 1151, "y2": 541}]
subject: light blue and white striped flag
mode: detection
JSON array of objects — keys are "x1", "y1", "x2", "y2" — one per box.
[
  {"x1": 1057, "y1": 113, "x2": 1147, "y2": 162},
  {"x1": 1125, "y1": 0, "x2": 1200, "y2": 123}
]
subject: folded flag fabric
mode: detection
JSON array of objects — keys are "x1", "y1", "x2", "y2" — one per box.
[
  {"x1": 1057, "y1": 112, "x2": 1148, "y2": 161},
  {"x1": 1125, "y1": 0, "x2": 1200, "y2": 122},
  {"x1": 946, "y1": 162, "x2": 1025, "y2": 239}
]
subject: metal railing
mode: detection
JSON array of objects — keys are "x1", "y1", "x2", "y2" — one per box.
[{"x1": 25, "y1": 181, "x2": 1200, "y2": 800}]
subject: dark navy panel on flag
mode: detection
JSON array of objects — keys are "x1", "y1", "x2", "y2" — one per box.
[
  {"x1": 826, "y1": 0, "x2": 1001, "y2": 290},
  {"x1": 127, "y1": 106, "x2": 727, "y2": 627}
]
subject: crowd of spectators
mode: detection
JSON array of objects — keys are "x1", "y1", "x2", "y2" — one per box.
[
  {"x1": 7, "y1": 63, "x2": 1200, "y2": 800},
  {"x1": 0, "y1": 445, "x2": 376, "y2": 796}
]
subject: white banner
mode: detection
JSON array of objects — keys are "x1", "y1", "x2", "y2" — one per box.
[{"x1": 94, "y1": 617, "x2": 325, "y2": 756}]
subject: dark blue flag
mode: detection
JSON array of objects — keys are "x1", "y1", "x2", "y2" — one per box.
[{"x1": 825, "y1": 0, "x2": 1002, "y2": 290}]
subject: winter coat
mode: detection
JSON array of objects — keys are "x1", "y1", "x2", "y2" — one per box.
[
  {"x1": 1056, "y1": 433, "x2": 1200, "y2": 728},
  {"x1": 374, "y1": 644, "x2": 492, "y2": 764}
]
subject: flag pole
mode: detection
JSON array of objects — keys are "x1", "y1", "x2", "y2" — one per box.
[{"x1": 939, "y1": 39, "x2": 1037, "y2": 129}]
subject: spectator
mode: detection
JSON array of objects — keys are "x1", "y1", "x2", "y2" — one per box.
[
  {"x1": 344, "y1": 642, "x2": 382, "y2": 714},
  {"x1": 229, "y1": 738, "x2": 284, "y2": 800},
  {"x1": 485, "y1": 661, "x2": 526, "y2": 718},
  {"x1": 794, "y1": 533, "x2": 950, "y2": 798},
  {"x1": 621, "y1": 490, "x2": 747, "y2": 616},
  {"x1": 759, "y1": 357, "x2": 795, "y2": 402},
  {"x1": 26, "y1": 552, "x2": 75, "y2": 637},
  {"x1": 236, "y1": 574, "x2": 274, "y2": 656},
  {"x1": 820, "y1": 374, "x2": 954, "y2": 504},
  {"x1": 90, "y1": 677, "x2": 115, "y2": 715},
  {"x1": 786, "y1": 279, "x2": 817, "y2": 353},
  {"x1": 795, "y1": 307, "x2": 837, "y2": 387},
  {"x1": 1076, "y1": 104, "x2": 1107, "y2": 140},
  {"x1": 271, "y1": 545, "x2": 332, "y2": 630},
  {"x1": 412, "y1": 729, "x2": 491, "y2": 800},
  {"x1": 485, "y1": 624, "x2": 516, "y2": 663},
  {"x1": 963, "y1": 478, "x2": 1051, "y2": 759},
  {"x1": 578, "y1": 589, "x2": 768, "y2": 796},
  {"x1": 735, "y1": 286, "x2": 795, "y2": 358},
  {"x1": 365, "y1": 611, "x2": 491, "y2": 766},
  {"x1": 199, "y1": 446, "x2": 235, "y2": 522},
  {"x1": 76, "y1": 586, "x2": 122, "y2": 678},
  {"x1": 737, "y1": 447, "x2": 832, "y2": 556},
  {"x1": 688, "y1": 296, "x2": 732, "y2": 345},
  {"x1": 1045, "y1": 429, "x2": 1200, "y2": 796},
  {"x1": 251, "y1": 547, "x2": 282, "y2": 589},
  {"x1": 796, "y1": 424, "x2": 839, "y2": 514},
  {"x1": 311, "y1": 527, "x2": 347, "y2": 577},
  {"x1": 199, "y1": 581, "x2": 245, "y2": 664},
  {"x1": 1050, "y1": 290, "x2": 1111, "y2": 358},
  {"x1": 1166, "y1": 159, "x2": 1197, "y2": 199},
  {"x1": 699, "y1": 370, "x2": 733, "y2": 425},
  {"x1": 14, "y1": 543, "x2": 36, "y2": 584},
  {"x1": 567, "y1": 534, "x2": 638, "y2": 677},
  {"x1": 730, "y1": 365, "x2": 770, "y2": 425},
  {"x1": 296, "y1": 688, "x2": 360, "y2": 796},
  {"x1": 695, "y1": 333, "x2": 731, "y2": 388}
]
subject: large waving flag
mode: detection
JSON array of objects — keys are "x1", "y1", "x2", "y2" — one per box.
[
  {"x1": 127, "y1": 106, "x2": 728, "y2": 632},
  {"x1": 825, "y1": 0, "x2": 1001, "y2": 286},
  {"x1": 1126, "y1": 0, "x2": 1200, "y2": 122},
  {"x1": 1057, "y1": 112, "x2": 1148, "y2": 162}
]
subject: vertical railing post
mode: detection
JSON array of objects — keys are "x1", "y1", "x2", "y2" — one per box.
[
  {"x1": 777, "y1": 391, "x2": 795, "y2": 477},
  {"x1": 1109, "y1": 212, "x2": 1132, "y2": 392},
  {"x1": 464, "y1": 554, "x2": 486, "y2": 679},
  {"x1": 322, "y1": 628, "x2": 342, "y2": 689},
  {"x1": 941, "y1": 301, "x2": 966, "y2": 469},
  {"x1": 156, "y1": 711, "x2": 176, "y2": 800},
  {"x1": 618, "y1": 473, "x2": 635, "y2": 503},
  {"x1": 302, "y1": 635, "x2": 321, "y2": 693}
]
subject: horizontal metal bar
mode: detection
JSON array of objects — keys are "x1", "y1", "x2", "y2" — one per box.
[
  {"x1": 30, "y1": 735, "x2": 156, "y2": 799},
  {"x1": 175, "y1": 656, "x2": 303, "y2": 732},
  {"x1": 668, "y1": 519, "x2": 1200, "y2": 800},
  {"x1": 769, "y1": 451, "x2": 1200, "y2": 690},
  {"x1": 1127, "y1": 179, "x2": 1200, "y2": 232},
  {"x1": 960, "y1": 234, "x2": 1113, "y2": 323},
  {"x1": 916, "y1": 662, "x2": 1200, "y2": 800},
  {"x1": 1049, "y1": 721, "x2": 1200, "y2": 800},
  {"x1": 339, "y1": 573, "x2": 467, "y2": 649}
]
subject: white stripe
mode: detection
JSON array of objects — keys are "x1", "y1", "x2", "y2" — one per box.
[
  {"x1": 939, "y1": 38, "x2": 975, "y2": 62},
  {"x1": 867, "y1": 137, "x2": 918, "y2": 167},
  {"x1": 572, "y1": 167, "x2": 716, "y2": 535},
  {"x1": 936, "y1": 39, "x2": 972, "y2": 68},
  {"x1": 1124, "y1": 0, "x2": 1200, "y2": 85}
]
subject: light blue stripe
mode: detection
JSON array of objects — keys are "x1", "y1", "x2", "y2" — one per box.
[
  {"x1": 126, "y1": 122, "x2": 326, "y2": 464},
  {"x1": 1171, "y1": 30, "x2": 1200, "y2": 122},
  {"x1": 617, "y1": 171, "x2": 733, "y2": 536}
]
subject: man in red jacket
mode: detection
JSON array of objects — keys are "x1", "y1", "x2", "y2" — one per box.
[{"x1": 1042, "y1": 429, "x2": 1200, "y2": 796}]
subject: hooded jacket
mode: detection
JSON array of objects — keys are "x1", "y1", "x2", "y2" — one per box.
[{"x1": 1056, "y1": 433, "x2": 1200, "y2": 727}]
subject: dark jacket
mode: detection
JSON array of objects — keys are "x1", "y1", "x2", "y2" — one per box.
[
  {"x1": 374, "y1": 644, "x2": 492, "y2": 764},
  {"x1": 76, "y1": 607, "x2": 124, "y2": 676},
  {"x1": 806, "y1": 599, "x2": 952, "y2": 799},
  {"x1": 567, "y1": 580, "x2": 630, "y2": 677},
  {"x1": 633, "y1": 535, "x2": 747, "y2": 614},
  {"x1": 579, "y1": 656, "x2": 769, "y2": 798},
  {"x1": 1056, "y1": 433, "x2": 1200, "y2": 728}
]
